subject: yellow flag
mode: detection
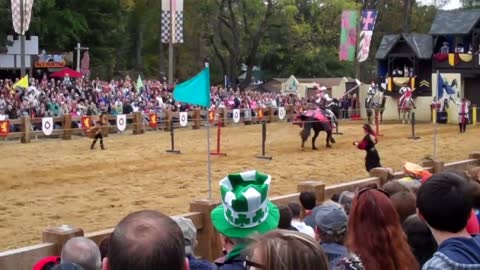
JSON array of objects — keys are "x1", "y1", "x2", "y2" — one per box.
[
  {"x1": 13, "y1": 75, "x2": 29, "y2": 89},
  {"x1": 410, "y1": 77, "x2": 415, "y2": 90},
  {"x1": 387, "y1": 77, "x2": 393, "y2": 91}
]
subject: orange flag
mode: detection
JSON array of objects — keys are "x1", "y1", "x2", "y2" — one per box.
[
  {"x1": 258, "y1": 109, "x2": 264, "y2": 120},
  {"x1": 81, "y1": 116, "x2": 92, "y2": 130}
]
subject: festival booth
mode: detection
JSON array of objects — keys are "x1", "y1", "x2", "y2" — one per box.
[{"x1": 278, "y1": 75, "x2": 356, "y2": 99}]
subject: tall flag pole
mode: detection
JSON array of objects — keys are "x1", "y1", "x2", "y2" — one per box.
[
  {"x1": 434, "y1": 70, "x2": 440, "y2": 160},
  {"x1": 358, "y1": 10, "x2": 378, "y2": 62},
  {"x1": 162, "y1": 0, "x2": 184, "y2": 86},
  {"x1": 11, "y1": 0, "x2": 34, "y2": 77},
  {"x1": 339, "y1": 10, "x2": 359, "y2": 62}
]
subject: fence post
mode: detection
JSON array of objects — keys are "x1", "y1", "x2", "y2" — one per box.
[
  {"x1": 63, "y1": 115, "x2": 72, "y2": 140},
  {"x1": 42, "y1": 225, "x2": 84, "y2": 254},
  {"x1": 222, "y1": 108, "x2": 228, "y2": 127},
  {"x1": 20, "y1": 116, "x2": 31, "y2": 143},
  {"x1": 369, "y1": 168, "x2": 391, "y2": 186},
  {"x1": 268, "y1": 107, "x2": 274, "y2": 123},
  {"x1": 192, "y1": 109, "x2": 201, "y2": 130},
  {"x1": 469, "y1": 151, "x2": 480, "y2": 160},
  {"x1": 286, "y1": 105, "x2": 294, "y2": 122},
  {"x1": 164, "y1": 110, "x2": 173, "y2": 131},
  {"x1": 297, "y1": 181, "x2": 326, "y2": 203},
  {"x1": 432, "y1": 160, "x2": 445, "y2": 173},
  {"x1": 132, "y1": 112, "x2": 144, "y2": 135},
  {"x1": 190, "y1": 199, "x2": 222, "y2": 261}
]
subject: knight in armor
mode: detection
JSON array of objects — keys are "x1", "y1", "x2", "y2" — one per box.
[
  {"x1": 399, "y1": 83, "x2": 414, "y2": 109},
  {"x1": 314, "y1": 84, "x2": 337, "y2": 128},
  {"x1": 367, "y1": 81, "x2": 378, "y2": 106}
]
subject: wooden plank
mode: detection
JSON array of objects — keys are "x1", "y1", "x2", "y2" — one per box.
[
  {"x1": 271, "y1": 193, "x2": 300, "y2": 206},
  {"x1": 444, "y1": 159, "x2": 480, "y2": 172},
  {"x1": 0, "y1": 243, "x2": 56, "y2": 270},
  {"x1": 325, "y1": 177, "x2": 381, "y2": 199}
]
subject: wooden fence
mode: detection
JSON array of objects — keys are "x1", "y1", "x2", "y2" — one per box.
[
  {"x1": 2, "y1": 106, "x2": 305, "y2": 144},
  {"x1": 0, "y1": 152, "x2": 479, "y2": 270}
]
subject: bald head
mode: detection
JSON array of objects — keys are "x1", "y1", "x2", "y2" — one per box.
[
  {"x1": 106, "y1": 210, "x2": 186, "y2": 270},
  {"x1": 61, "y1": 237, "x2": 101, "y2": 270}
]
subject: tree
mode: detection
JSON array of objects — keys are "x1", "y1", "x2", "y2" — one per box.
[{"x1": 462, "y1": 0, "x2": 480, "y2": 8}]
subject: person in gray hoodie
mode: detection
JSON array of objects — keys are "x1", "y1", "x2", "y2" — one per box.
[{"x1": 417, "y1": 172, "x2": 480, "y2": 270}]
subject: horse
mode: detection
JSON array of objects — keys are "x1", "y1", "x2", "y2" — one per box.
[
  {"x1": 365, "y1": 90, "x2": 386, "y2": 124},
  {"x1": 398, "y1": 96, "x2": 416, "y2": 124},
  {"x1": 295, "y1": 110, "x2": 335, "y2": 150}
]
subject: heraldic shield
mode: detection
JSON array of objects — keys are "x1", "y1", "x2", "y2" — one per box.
[
  {"x1": 278, "y1": 107, "x2": 286, "y2": 120},
  {"x1": 233, "y1": 109, "x2": 240, "y2": 123},
  {"x1": 116, "y1": 114, "x2": 126, "y2": 132},
  {"x1": 179, "y1": 112, "x2": 188, "y2": 127},
  {"x1": 42, "y1": 117, "x2": 53, "y2": 136}
]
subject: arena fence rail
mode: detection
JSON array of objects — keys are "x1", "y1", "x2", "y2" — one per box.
[{"x1": 1, "y1": 152, "x2": 479, "y2": 270}]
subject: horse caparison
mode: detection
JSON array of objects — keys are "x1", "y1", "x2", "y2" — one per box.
[
  {"x1": 365, "y1": 92, "x2": 386, "y2": 124},
  {"x1": 299, "y1": 114, "x2": 336, "y2": 150}
]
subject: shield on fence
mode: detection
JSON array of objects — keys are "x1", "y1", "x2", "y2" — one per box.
[
  {"x1": 116, "y1": 114, "x2": 126, "y2": 132},
  {"x1": 258, "y1": 109, "x2": 264, "y2": 120},
  {"x1": 233, "y1": 109, "x2": 240, "y2": 123},
  {"x1": 81, "y1": 116, "x2": 92, "y2": 130},
  {"x1": 208, "y1": 110, "x2": 215, "y2": 124},
  {"x1": 278, "y1": 107, "x2": 286, "y2": 120},
  {"x1": 179, "y1": 112, "x2": 188, "y2": 127},
  {"x1": 0, "y1": 120, "x2": 9, "y2": 137},
  {"x1": 244, "y1": 109, "x2": 252, "y2": 121},
  {"x1": 149, "y1": 113, "x2": 158, "y2": 128},
  {"x1": 42, "y1": 117, "x2": 53, "y2": 136}
]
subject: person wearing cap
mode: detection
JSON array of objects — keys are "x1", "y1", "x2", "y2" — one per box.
[
  {"x1": 314, "y1": 203, "x2": 348, "y2": 269},
  {"x1": 402, "y1": 162, "x2": 432, "y2": 186},
  {"x1": 173, "y1": 217, "x2": 215, "y2": 270},
  {"x1": 210, "y1": 170, "x2": 280, "y2": 270},
  {"x1": 353, "y1": 124, "x2": 382, "y2": 172}
]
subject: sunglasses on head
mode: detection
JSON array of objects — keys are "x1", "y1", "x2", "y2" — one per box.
[{"x1": 357, "y1": 186, "x2": 390, "y2": 198}]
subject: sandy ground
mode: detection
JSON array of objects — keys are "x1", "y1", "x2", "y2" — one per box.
[{"x1": 0, "y1": 121, "x2": 478, "y2": 250}]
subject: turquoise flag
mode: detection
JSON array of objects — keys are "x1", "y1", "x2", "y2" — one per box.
[
  {"x1": 136, "y1": 75, "x2": 144, "y2": 93},
  {"x1": 173, "y1": 67, "x2": 211, "y2": 107}
]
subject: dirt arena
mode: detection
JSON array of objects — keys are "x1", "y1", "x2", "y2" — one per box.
[{"x1": 0, "y1": 121, "x2": 478, "y2": 250}]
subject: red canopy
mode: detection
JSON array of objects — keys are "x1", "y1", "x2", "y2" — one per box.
[{"x1": 50, "y1": 68, "x2": 82, "y2": 78}]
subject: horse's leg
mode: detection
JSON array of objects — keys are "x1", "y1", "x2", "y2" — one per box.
[
  {"x1": 326, "y1": 131, "x2": 332, "y2": 148},
  {"x1": 301, "y1": 122, "x2": 311, "y2": 149},
  {"x1": 312, "y1": 128, "x2": 319, "y2": 150}
]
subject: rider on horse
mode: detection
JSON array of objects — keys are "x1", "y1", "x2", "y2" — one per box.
[
  {"x1": 314, "y1": 84, "x2": 337, "y2": 128},
  {"x1": 399, "y1": 83, "x2": 414, "y2": 109},
  {"x1": 367, "y1": 81, "x2": 378, "y2": 107}
]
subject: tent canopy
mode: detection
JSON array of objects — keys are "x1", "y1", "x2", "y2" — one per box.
[{"x1": 50, "y1": 67, "x2": 82, "y2": 78}]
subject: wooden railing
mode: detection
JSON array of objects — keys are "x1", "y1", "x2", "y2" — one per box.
[
  {"x1": 0, "y1": 152, "x2": 479, "y2": 270},
  {"x1": 2, "y1": 106, "x2": 306, "y2": 144}
]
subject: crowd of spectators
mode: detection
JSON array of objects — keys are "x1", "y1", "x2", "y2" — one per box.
[
  {"x1": 0, "y1": 75, "x2": 363, "y2": 121},
  {"x1": 31, "y1": 165, "x2": 480, "y2": 270},
  {"x1": 0, "y1": 75, "x2": 308, "y2": 120}
]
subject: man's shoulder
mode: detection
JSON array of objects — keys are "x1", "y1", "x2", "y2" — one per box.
[{"x1": 422, "y1": 252, "x2": 480, "y2": 270}]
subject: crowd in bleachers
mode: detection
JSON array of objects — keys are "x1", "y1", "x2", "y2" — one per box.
[
  {"x1": 0, "y1": 75, "x2": 363, "y2": 121},
  {"x1": 31, "y1": 165, "x2": 480, "y2": 270}
]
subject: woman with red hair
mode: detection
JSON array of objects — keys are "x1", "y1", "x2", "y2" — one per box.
[
  {"x1": 354, "y1": 124, "x2": 382, "y2": 172},
  {"x1": 336, "y1": 188, "x2": 419, "y2": 269}
]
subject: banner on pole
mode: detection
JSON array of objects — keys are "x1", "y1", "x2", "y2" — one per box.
[
  {"x1": 81, "y1": 116, "x2": 92, "y2": 130},
  {"x1": 233, "y1": 109, "x2": 240, "y2": 123},
  {"x1": 0, "y1": 120, "x2": 10, "y2": 137},
  {"x1": 149, "y1": 113, "x2": 158, "y2": 128},
  {"x1": 42, "y1": 117, "x2": 53, "y2": 136},
  {"x1": 11, "y1": 0, "x2": 34, "y2": 35},
  {"x1": 339, "y1": 10, "x2": 359, "y2": 62},
  {"x1": 161, "y1": 0, "x2": 184, "y2": 44},
  {"x1": 357, "y1": 10, "x2": 378, "y2": 63},
  {"x1": 179, "y1": 112, "x2": 188, "y2": 127}
]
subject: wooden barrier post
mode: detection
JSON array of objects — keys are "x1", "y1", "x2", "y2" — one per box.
[
  {"x1": 432, "y1": 160, "x2": 445, "y2": 173},
  {"x1": 222, "y1": 108, "x2": 228, "y2": 127},
  {"x1": 164, "y1": 110, "x2": 173, "y2": 132},
  {"x1": 469, "y1": 151, "x2": 480, "y2": 160},
  {"x1": 42, "y1": 225, "x2": 84, "y2": 254},
  {"x1": 268, "y1": 107, "x2": 274, "y2": 123},
  {"x1": 286, "y1": 105, "x2": 294, "y2": 122},
  {"x1": 297, "y1": 181, "x2": 326, "y2": 203},
  {"x1": 132, "y1": 112, "x2": 144, "y2": 135},
  {"x1": 63, "y1": 115, "x2": 72, "y2": 140},
  {"x1": 20, "y1": 116, "x2": 31, "y2": 144},
  {"x1": 190, "y1": 200, "x2": 222, "y2": 261},
  {"x1": 369, "y1": 168, "x2": 392, "y2": 186},
  {"x1": 192, "y1": 109, "x2": 201, "y2": 130}
]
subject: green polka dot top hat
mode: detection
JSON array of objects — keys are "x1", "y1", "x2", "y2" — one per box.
[{"x1": 211, "y1": 170, "x2": 280, "y2": 238}]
